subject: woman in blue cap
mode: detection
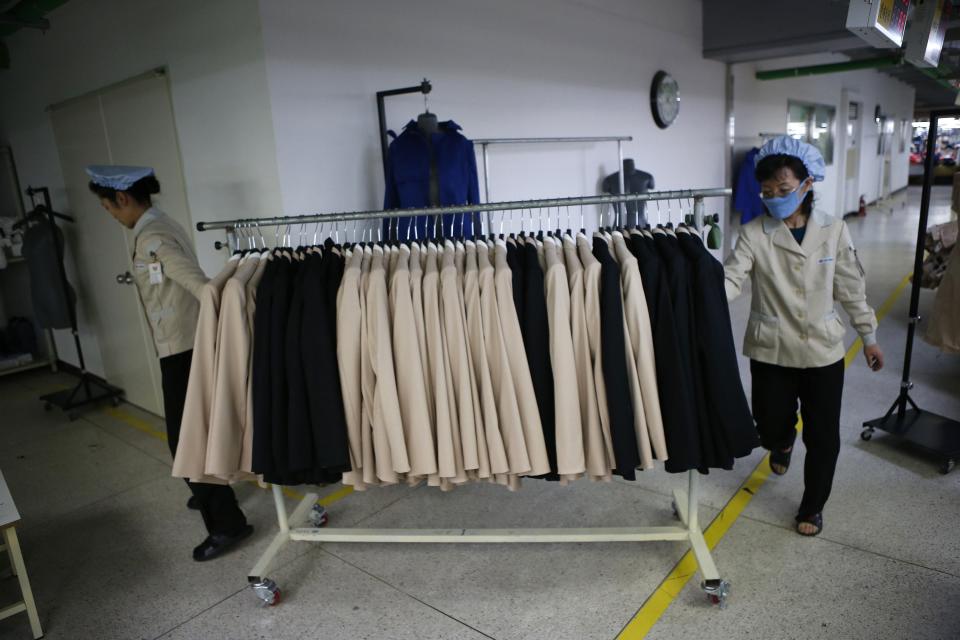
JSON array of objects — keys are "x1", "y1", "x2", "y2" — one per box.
[
  {"x1": 86, "y1": 165, "x2": 253, "y2": 561},
  {"x1": 724, "y1": 137, "x2": 884, "y2": 536}
]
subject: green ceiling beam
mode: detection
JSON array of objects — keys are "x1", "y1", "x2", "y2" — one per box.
[{"x1": 755, "y1": 55, "x2": 904, "y2": 80}]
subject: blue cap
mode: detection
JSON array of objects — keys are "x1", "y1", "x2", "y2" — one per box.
[
  {"x1": 85, "y1": 165, "x2": 155, "y2": 190},
  {"x1": 755, "y1": 136, "x2": 825, "y2": 183}
]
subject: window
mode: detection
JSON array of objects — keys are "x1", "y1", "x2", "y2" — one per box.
[{"x1": 787, "y1": 100, "x2": 836, "y2": 165}]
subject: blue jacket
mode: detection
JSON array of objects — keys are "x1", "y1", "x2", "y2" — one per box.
[
  {"x1": 733, "y1": 147, "x2": 765, "y2": 225},
  {"x1": 383, "y1": 120, "x2": 480, "y2": 239}
]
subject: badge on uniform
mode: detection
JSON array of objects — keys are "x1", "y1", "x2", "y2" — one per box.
[
  {"x1": 818, "y1": 256, "x2": 834, "y2": 264},
  {"x1": 148, "y1": 261, "x2": 164, "y2": 285}
]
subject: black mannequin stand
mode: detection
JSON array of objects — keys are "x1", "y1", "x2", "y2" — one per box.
[
  {"x1": 860, "y1": 112, "x2": 960, "y2": 474},
  {"x1": 15, "y1": 186, "x2": 124, "y2": 420}
]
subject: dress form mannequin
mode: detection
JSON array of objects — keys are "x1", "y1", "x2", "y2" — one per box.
[
  {"x1": 602, "y1": 158, "x2": 655, "y2": 228},
  {"x1": 417, "y1": 111, "x2": 440, "y2": 136}
]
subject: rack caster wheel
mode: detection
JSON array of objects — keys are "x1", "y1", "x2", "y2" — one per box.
[
  {"x1": 940, "y1": 459, "x2": 955, "y2": 475},
  {"x1": 860, "y1": 428, "x2": 873, "y2": 441},
  {"x1": 309, "y1": 504, "x2": 329, "y2": 528},
  {"x1": 110, "y1": 396, "x2": 122, "y2": 407},
  {"x1": 251, "y1": 578, "x2": 281, "y2": 606},
  {"x1": 702, "y1": 579, "x2": 730, "y2": 610},
  {"x1": 43, "y1": 402, "x2": 53, "y2": 412},
  {"x1": 670, "y1": 501, "x2": 679, "y2": 520}
]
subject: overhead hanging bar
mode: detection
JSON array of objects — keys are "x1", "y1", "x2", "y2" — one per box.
[{"x1": 195, "y1": 187, "x2": 730, "y2": 232}]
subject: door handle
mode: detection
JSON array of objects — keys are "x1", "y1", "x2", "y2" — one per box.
[{"x1": 116, "y1": 271, "x2": 134, "y2": 285}]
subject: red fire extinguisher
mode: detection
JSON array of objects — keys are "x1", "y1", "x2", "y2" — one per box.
[{"x1": 858, "y1": 195, "x2": 867, "y2": 217}]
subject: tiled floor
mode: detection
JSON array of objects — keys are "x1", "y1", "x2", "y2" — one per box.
[{"x1": 1, "y1": 187, "x2": 958, "y2": 640}]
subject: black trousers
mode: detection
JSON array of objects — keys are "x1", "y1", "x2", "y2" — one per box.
[
  {"x1": 160, "y1": 350, "x2": 248, "y2": 536},
  {"x1": 750, "y1": 358, "x2": 844, "y2": 519}
]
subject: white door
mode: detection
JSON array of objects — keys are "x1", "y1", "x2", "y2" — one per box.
[
  {"x1": 843, "y1": 99, "x2": 862, "y2": 215},
  {"x1": 50, "y1": 70, "x2": 194, "y2": 416}
]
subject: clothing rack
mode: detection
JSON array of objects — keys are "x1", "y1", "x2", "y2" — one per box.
[
  {"x1": 194, "y1": 186, "x2": 734, "y2": 610},
  {"x1": 861, "y1": 109, "x2": 960, "y2": 474},
  {"x1": 16, "y1": 187, "x2": 123, "y2": 419}
]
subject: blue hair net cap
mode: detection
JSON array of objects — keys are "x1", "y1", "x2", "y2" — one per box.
[
  {"x1": 754, "y1": 136, "x2": 826, "y2": 183},
  {"x1": 85, "y1": 165, "x2": 155, "y2": 190}
]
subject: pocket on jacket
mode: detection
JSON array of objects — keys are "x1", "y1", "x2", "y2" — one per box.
[
  {"x1": 746, "y1": 311, "x2": 779, "y2": 349},
  {"x1": 822, "y1": 310, "x2": 846, "y2": 343}
]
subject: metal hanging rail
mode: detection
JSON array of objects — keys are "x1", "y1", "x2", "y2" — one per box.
[{"x1": 195, "y1": 187, "x2": 730, "y2": 232}]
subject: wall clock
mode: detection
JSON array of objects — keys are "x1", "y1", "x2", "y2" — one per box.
[{"x1": 651, "y1": 71, "x2": 680, "y2": 129}]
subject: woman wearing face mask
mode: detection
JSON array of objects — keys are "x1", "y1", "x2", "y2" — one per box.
[{"x1": 724, "y1": 137, "x2": 884, "y2": 537}]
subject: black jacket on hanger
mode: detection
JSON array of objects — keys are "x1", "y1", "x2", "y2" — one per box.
[
  {"x1": 677, "y1": 233, "x2": 759, "y2": 462},
  {"x1": 301, "y1": 248, "x2": 351, "y2": 472},
  {"x1": 251, "y1": 256, "x2": 278, "y2": 475},
  {"x1": 506, "y1": 240, "x2": 525, "y2": 327},
  {"x1": 522, "y1": 240, "x2": 557, "y2": 476},
  {"x1": 628, "y1": 234, "x2": 701, "y2": 473},
  {"x1": 592, "y1": 235, "x2": 640, "y2": 480},
  {"x1": 285, "y1": 256, "x2": 313, "y2": 473},
  {"x1": 653, "y1": 233, "x2": 718, "y2": 471}
]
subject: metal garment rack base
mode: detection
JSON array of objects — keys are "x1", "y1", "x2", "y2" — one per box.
[{"x1": 248, "y1": 470, "x2": 730, "y2": 609}]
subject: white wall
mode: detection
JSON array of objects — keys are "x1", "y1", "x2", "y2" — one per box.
[
  {"x1": 0, "y1": 0, "x2": 283, "y2": 373},
  {"x1": 259, "y1": 0, "x2": 728, "y2": 231},
  {"x1": 732, "y1": 53, "x2": 915, "y2": 218}
]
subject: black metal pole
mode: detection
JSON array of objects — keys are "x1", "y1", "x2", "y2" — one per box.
[{"x1": 897, "y1": 112, "x2": 941, "y2": 416}]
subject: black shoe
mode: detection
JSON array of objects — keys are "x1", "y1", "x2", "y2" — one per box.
[
  {"x1": 187, "y1": 496, "x2": 200, "y2": 511},
  {"x1": 192, "y1": 524, "x2": 254, "y2": 562}
]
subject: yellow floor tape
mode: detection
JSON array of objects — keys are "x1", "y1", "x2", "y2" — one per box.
[{"x1": 617, "y1": 274, "x2": 911, "y2": 639}]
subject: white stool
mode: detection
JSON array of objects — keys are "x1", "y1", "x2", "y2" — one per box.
[{"x1": 0, "y1": 469, "x2": 41, "y2": 639}]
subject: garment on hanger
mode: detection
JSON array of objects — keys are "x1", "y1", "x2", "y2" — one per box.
[
  {"x1": 628, "y1": 231, "x2": 700, "y2": 473},
  {"x1": 734, "y1": 148, "x2": 764, "y2": 225},
  {"x1": 383, "y1": 120, "x2": 480, "y2": 240},
  {"x1": 592, "y1": 234, "x2": 641, "y2": 479},
  {"x1": 20, "y1": 218, "x2": 77, "y2": 329},
  {"x1": 173, "y1": 257, "x2": 239, "y2": 485},
  {"x1": 925, "y1": 240, "x2": 960, "y2": 353},
  {"x1": 522, "y1": 238, "x2": 557, "y2": 477}
]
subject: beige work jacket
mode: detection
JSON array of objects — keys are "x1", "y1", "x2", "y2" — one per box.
[
  {"x1": 724, "y1": 211, "x2": 878, "y2": 369},
  {"x1": 131, "y1": 208, "x2": 209, "y2": 358}
]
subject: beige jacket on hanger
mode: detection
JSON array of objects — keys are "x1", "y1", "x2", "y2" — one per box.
[
  {"x1": 563, "y1": 235, "x2": 609, "y2": 480},
  {"x1": 612, "y1": 232, "x2": 668, "y2": 463},
  {"x1": 206, "y1": 254, "x2": 261, "y2": 480},
  {"x1": 389, "y1": 244, "x2": 437, "y2": 480},
  {"x1": 441, "y1": 241, "x2": 482, "y2": 475},
  {"x1": 337, "y1": 248, "x2": 365, "y2": 488},
  {"x1": 171, "y1": 256, "x2": 238, "y2": 484},
  {"x1": 465, "y1": 241, "x2": 510, "y2": 481},
  {"x1": 479, "y1": 241, "x2": 531, "y2": 481},
  {"x1": 409, "y1": 244, "x2": 435, "y2": 432},
  {"x1": 458, "y1": 242, "x2": 493, "y2": 479},
  {"x1": 606, "y1": 233, "x2": 653, "y2": 470},
  {"x1": 543, "y1": 238, "x2": 586, "y2": 480},
  {"x1": 577, "y1": 234, "x2": 616, "y2": 473},
  {"x1": 367, "y1": 245, "x2": 410, "y2": 479},
  {"x1": 724, "y1": 211, "x2": 878, "y2": 368},
  {"x1": 493, "y1": 240, "x2": 551, "y2": 476},
  {"x1": 358, "y1": 246, "x2": 384, "y2": 487},
  {"x1": 424, "y1": 242, "x2": 466, "y2": 487},
  {"x1": 925, "y1": 240, "x2": 960, "y2": 354}
]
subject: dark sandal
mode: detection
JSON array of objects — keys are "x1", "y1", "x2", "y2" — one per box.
[
  {"x1": 795, "y1": 513, "x2": 823, "y2": 537},
  {"x1": 769, "y1": 446, "x2": 794, "y2": 475}
]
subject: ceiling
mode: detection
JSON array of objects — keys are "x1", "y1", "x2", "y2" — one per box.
[{"x1": 703, "y1": 0, "x2": 960, "y2": 112}]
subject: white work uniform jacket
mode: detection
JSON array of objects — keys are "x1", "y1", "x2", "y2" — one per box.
[
  {"x1": 131, "y1": 208, "x2": 209, "y2": 358},
  {"x1": 724, "y1": 210, "x2": 878, "y2": 369}
]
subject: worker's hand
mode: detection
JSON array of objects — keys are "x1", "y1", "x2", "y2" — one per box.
[{"x1": 864, "y1": 344, "x2": 884, "y2": 371}]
